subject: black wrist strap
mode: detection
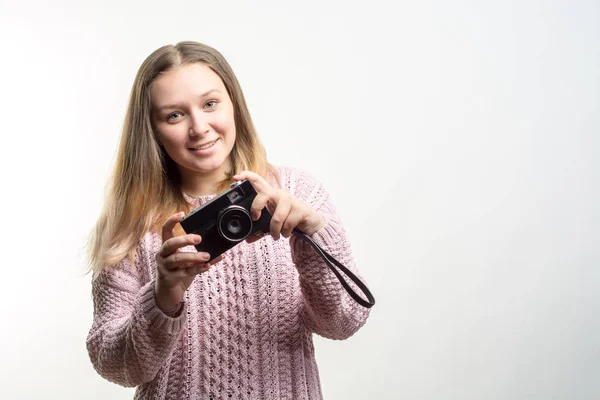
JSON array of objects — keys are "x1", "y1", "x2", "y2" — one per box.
[{"x1": 292, "y1": 229, "x2": 375, "y2": 308}]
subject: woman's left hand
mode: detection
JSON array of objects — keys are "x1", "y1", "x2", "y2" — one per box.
[{"x1": 233, "y1": 171, "x2": 326, "y2": 242}]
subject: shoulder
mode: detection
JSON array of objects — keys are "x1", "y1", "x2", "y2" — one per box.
[
  {"x1": 92, "y1": 231, "x2": 159, "y2": 288},
  {"x1": 271, "y1": 165, "x2": 330, "y2": 207},
  {"x1": 118, "y1": 231, "x2": 162, "y2": 274},
  {"x1": 271, "y1": 164, "x2": 320, "y2": 190},
  {"x1": 141, "y1": 230, "x2": 163, "y2": 255}
]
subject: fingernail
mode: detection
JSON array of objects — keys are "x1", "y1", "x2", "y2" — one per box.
[
  {"x1": 193, "y1": 235, "x2": 201, "y2": 243},
  {"x1": 200, "y1": 253, "x2": 210, "y2": 260}
]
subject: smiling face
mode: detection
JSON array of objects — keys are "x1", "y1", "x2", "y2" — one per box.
[{"x1": 151, "y1": 63, "x2": 236, "y2": 193}]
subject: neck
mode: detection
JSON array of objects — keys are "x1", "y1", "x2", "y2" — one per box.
[{"x1": 179, "y1": 161, "x2": 231, "y2": 197}]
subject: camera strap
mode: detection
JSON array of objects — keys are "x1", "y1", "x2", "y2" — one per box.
[{"x1": 292, "y1": 229, "x2": 375, "y2": 308}]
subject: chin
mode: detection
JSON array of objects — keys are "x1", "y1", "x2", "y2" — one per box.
[{"x1": 192, "y1": 158, "x2": 229, "y2": 174}]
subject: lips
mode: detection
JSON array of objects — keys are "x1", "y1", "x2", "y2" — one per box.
[{"x1": 189, "y1": 138, "x2": 219, "y2": 151}]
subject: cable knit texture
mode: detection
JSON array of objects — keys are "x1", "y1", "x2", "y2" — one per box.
[{"x1": 86, "y1": 166, "x2": 371, "y2": 399}]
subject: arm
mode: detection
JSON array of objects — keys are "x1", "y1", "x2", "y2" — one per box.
[
  {"x1": 287, "y1": 169, "x2": 371, "y2": 340},
  {"x1": 85, "y1": 240, "x2": 186, "y2": 387}
]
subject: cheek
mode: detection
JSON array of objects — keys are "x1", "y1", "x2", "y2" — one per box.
[
  {"x1": 219, "y1": 103, "x2": 236, "y2": 126},
  {"x1": 215, "y1": 113, "x2": 236, "y2": 140},
  {"x1": 215, "y1": 107, "x2": 233, "y2": 124},
  {"x1": 157, "y1": 126, "x2": 186, "y2": 146}
]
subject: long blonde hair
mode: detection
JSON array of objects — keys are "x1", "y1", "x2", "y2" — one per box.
[{"x1": 87, "y1": 41, "x2": 275, "y2": 277}]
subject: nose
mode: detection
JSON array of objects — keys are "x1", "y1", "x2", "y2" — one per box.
[{"x1": 189, "y1": 109, "x2": 210, "y2": 137}]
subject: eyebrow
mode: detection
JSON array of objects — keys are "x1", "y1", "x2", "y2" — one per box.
[{"x1": 156, "y1": 89, "x2": 221, "y2": 112}]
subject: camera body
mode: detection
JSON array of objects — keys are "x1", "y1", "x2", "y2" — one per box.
[{"x1": 179, "y1": 180, "x2": 272, "y2": 262}]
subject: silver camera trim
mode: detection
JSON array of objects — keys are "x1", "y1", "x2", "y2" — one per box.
[{"x1": 216, "y1": 205, "x2": 253, "y2": 242}]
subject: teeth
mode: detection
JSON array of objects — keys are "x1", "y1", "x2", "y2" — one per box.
[{"x1": 193, "y1": 140, "x2": 217, "y2": 150}]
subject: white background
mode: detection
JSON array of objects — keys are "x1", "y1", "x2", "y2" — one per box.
[{"x1": 0, "y1": 0, "x2": 598, "y2": 399}]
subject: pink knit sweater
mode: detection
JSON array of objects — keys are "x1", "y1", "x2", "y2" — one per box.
[{"x1": 86, "y1": 166, "x2": 371, "y2": 399}]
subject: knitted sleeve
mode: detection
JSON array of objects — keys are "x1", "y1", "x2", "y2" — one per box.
[
  {"x1": 285, "y1": 167, "x2": 371, "y2": 340},
  {"x1": 86, "y1": 236, "x2": 186, "y2": 387}
]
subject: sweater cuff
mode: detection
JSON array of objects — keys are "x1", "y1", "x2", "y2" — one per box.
[
  {"x1": 290, "y1": 214, "x2": 343, "y2": 257},
  {"x1": 137, "y1": 281, "x2": 187, "y2": 335},
  {"x1": 310, "y1": 214, "x2": 343, "y2": 249}
]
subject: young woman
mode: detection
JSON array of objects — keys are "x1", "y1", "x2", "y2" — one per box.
[{"x1": 86, "y1": 41, "x2": 371, "y2": 400}]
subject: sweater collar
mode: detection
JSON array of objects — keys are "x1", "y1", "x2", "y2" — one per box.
[{"x1": 182, "y1": 191, "x2": 217, "y2": 208}]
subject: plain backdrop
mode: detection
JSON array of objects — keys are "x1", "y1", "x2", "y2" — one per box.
[{"x1": 0, "y1": 0, "x2": 598, "y2": 399}]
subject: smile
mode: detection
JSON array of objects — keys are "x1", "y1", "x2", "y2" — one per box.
[{"x1": 189, "y1": 139, "x2": 219, "y2": 151}]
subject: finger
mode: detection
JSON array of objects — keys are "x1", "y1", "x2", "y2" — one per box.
[
  {"x1": 270, "y1": 194, "x2": 292, "y2": 240},
  {"x1": 175, "y1": 263, "x2": 211, "y2": 278},
  {"x1": 159, "y1": 233, "x2": 202, "y2": 257},
  {"x1": 251, "y1": 192, "x2": 270, "y2": 220},
  {"x1": 280, "y1": 205, "x2": 305, "y2": 238},
  {"x1": 163, "y1": 251, "x2": 211, "y2": 270},
  {"x1": 233, "y1": 171, "x2": 271, "y2": 192},
  {"x1": 245, "y1": 234, "x2": 263, "y2": 244},
  {"x1": 161, "y1": 212, "x2": 186, "y2": 244},
  {"x1": 159, "y1": 264, "x2": 209, "y2": 282},
  {"x1": 207, "y1": 254, "x2": 224, "y2": 266}
]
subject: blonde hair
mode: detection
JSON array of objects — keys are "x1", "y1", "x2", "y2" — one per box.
[{"x1": 86, "y1": 41, "x2": 276, "y2": 277}]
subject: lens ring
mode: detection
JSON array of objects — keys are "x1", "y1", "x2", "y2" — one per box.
[{"x1": 217, "y1": 205, "x2": 253, "y2": 242}]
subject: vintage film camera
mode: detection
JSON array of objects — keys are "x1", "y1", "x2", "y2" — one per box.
[{"x1": 179, "y1": 180, "x2": 271, "y2": 262}]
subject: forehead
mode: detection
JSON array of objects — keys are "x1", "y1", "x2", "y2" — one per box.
[{"x1": 150, "y1": 63, "x2": 226, "y2": 105}]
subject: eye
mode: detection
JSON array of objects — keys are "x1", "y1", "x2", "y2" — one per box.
[
  {"x1": 204, "y1": 100, "x2": 218, "y2": 109},
  {"x1": 167, "y1": 111, "x2": 182, "y2": 121}
]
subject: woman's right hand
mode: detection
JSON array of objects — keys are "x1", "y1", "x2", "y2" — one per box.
[{"x1": 154, "y1": 212, "x2": 220, "y2": 313}]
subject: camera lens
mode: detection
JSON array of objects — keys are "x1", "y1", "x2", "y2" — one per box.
[
  {"x1": 217, "y1": 206, "x2": 253, "y2": 242},
  {"x1": 227, "y1": 218, "x2": 242, "y2": 234}
]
